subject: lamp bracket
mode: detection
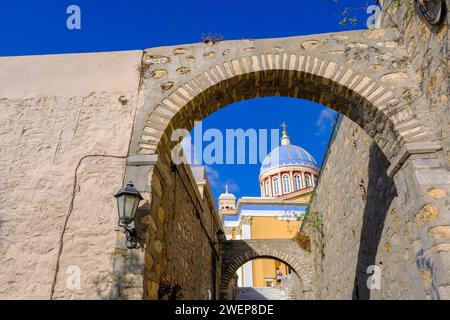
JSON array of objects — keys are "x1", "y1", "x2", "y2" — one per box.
[{"x1": 121, "y1": 225, "x2": 139, "y2": 249}]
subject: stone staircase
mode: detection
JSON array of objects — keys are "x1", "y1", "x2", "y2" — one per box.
[{"x1": 235, "y1": 287, "x2": 294, "y2": 300}]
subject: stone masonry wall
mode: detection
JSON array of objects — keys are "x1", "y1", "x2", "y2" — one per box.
[
  {"x1": 380, "y1": 0, "x2": 450, "y2": 298},
  {"x1": 309, "y1": 115, "x2": 427, "y2": 299},
  {"x1": 280, "y1": 273, "x2": 305, "y2": 300},
  {"x1": 146, "y1": 161, "x2": 222, "y2": 300},
  {"x1": 0, "y1": 10, "x2": 448, "y2": 300},
  {"x1": 304, "y1": 2, "x2": 450, "y2": 300},
  {"x1": 381, "y1": 0, "x2": 449, "y2": 169},
  {"x1": 220, "y1": 239, "x2": 314, "y2": 299}
]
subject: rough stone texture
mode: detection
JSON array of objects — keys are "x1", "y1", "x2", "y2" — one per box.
[
  {"x1": 0, "y1": 51, "x2": 142, "y2": 299},
  {"x1": 133, "y1": 28, "x2": 440, "y2": 168},
  {"x1": 135, "y1": 25, "x2": 449, "y2": 299},
  {"x1": 381, "y1": 0, "x2": 450, "y2": 299},
  {"x1": 219, "y1": 239, "x2": 314, "y2": 299},
  {"x1": 280, "y1": 273, "x2": 305, "y2": 300},
  {"x1": 381, "y1": 0, "x2": 449, "y2": 159},
  {"x1": 309, "y1": 113, "x2": 450, "y2": 299},
  {"x1": 309, "y1": 116, "x2": 425, "y2": 299},
  {"x1": 142, "y1": 162, "x2": 222, "y2": 300}
]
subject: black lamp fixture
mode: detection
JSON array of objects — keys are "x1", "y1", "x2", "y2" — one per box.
[
  {"x1": 216, "y1": 229, "x2": 225, "y2": 243},
  {"x1": 414, "y1": 0, "x2": 447, "y2": 26},
  {"x1": 114, "y1": 182, "x2": 143, "y2": 249}
]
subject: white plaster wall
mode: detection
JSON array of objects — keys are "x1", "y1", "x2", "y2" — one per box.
[
  {"x1": 0, "y1": 50, "x2": 142, "y2": 99},
  {"x1": 0, "y1": 50, "x2": 143, "y2": 299}
]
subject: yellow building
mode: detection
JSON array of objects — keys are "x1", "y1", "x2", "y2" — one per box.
[{"x1": 220, "y1": 124, "x2": 318, "y2": 287}]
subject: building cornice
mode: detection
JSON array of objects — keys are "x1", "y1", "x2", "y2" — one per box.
[{"x1": 259, "y1": 164, "x2": 319, "y2": 181}]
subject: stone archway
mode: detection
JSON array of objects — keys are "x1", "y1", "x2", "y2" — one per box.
[
  {"x1": 124, "y1": 28, "x2": 449, "y2": 300},
  {"x1": 219, "y1": 240, "x2": 314, "y2": 300},
  {"x1": 131, "y1": 29, "x2": 439, "y2": 173}
]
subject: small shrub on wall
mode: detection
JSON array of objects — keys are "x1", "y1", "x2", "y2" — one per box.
[
  {"x1": 294, "y1": 230, "x2": 311, "y2": 253},
  {"x1": 300, "y1": 211, "x2": 323, "y2": 235},
  {"x1": 298, "y1": 211, "x2": 325, "y2": 257}
]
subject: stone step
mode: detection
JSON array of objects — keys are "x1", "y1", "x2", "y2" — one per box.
[{"x1": 236, "y1": 287, "x2": 294, "y2": 300}]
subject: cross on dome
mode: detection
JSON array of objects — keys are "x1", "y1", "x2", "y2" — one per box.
[
  {"x1": 281, "y1": 121, "x2": 291, "y2": 146},
  {"x1": 218, "y1": 183, "x2": 236, "y2": 201},
  {"x1": 281, "y1": 121, "x2": 287, "y2": 135}
]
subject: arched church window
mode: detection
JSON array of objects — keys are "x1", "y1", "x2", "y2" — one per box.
[
  {"x1": 272, "y1": 176, "x2": 279, "y2": 196},
  {"x1": 282, "y1": 174, "x2": 291, "y2": 194},
  {"x1": 305, "y1": 174, "x2": 312, "y2": 188},
  {"x1": 294, "y1": 174, "x2": 302, "y2": 191},
  {"x1": 265, "y1": 179, "x2": 271, "y2": 197}
]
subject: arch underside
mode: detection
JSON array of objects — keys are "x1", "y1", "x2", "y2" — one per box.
[
  {"x1": 134, "y1": 31, "x2": 447, "y2": 300},
  {"x1": 141, "y1": 65, "x2": 423, "y2": 168},
  {"x1": 142, "y1": 57, "x2": 426, "y2": 299},
  {"x1": 219, "y1": 240, "x2": 314, "y2": 298},
  {"x1": 221, "y1": 255, "x2": 305, "y2": 290}
]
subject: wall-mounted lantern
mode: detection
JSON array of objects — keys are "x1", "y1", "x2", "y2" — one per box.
[
  {"x1": 216, "y1": 229, "x2": 225, "y2": 244},
  {"x1": 114, "y1": 182, "x2": 143, "y2": 248},
  {"x1": 414, "y1": 0, "x2": 447, "y2": 26}
]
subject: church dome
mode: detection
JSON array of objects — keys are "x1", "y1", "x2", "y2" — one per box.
[
  {"x1": 219, "y1": 192, "x2": 236, "y2": 200},
  {"x1": 260, "y1": 123, "x2": 318, "y2": 176},
  {"x1": 260, "y1": 144, "x2": 318, "y2": 175},
  {"x1": 218, "y1": 185, "x2": 236, "y2": 200},
  {"x1": 218, "y1": 185, "x2": 236, "y2": 212}
]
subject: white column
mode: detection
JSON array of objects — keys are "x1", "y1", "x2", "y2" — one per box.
[
  {"x1": 277, "y1": 172, "x2": 282, "y2": 195},
  {"x1": 301, "y1": 171, "x2": 306, "y2": 189},
  {"x1": 289, "y1": 170, "x2": 294, "y2": 192},
  {"x1": 268, "y1": 177, "x2": 272, "y2": 197},
  {"x1": 242, "y1": 220, "x2": 253, "y2": 287}
]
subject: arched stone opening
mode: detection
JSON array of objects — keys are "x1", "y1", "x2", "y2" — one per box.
[
  {"x1": 219, "y1": 239, "x2": 314, "y2": 300},
  {"x1": 140, "y1": 62, "x2": 426, "y2": 171},
  {"x1": 128, "y1": 32, "x2": 448, "y2": 300}
]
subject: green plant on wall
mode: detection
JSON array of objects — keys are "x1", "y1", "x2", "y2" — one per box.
[
  {"x1": 302, "y1": 211, "x2": 324, "y2": 236},
  {"x1": 298, "y1": 210, "x2": 325, "y2": 257},
  {"x1": 282, "y1": 210, "x2": 306, "y2": 234},
  {"x1": 328, "y1": 0, "x2": 406, "y2": 26},
  {"x1": 201, "y1": 32, "x2": 224, "y2": 44},
  {"x1": 392, "y1": 0, "x2": 403, "y2": 8},
  {"x1": 294, "y1": 229, "x2": 312, "y2": 252}
]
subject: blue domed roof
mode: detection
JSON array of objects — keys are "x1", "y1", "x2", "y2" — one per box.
[{"x1": 260, "y1": 144, "x2": 318, "y2": 175}]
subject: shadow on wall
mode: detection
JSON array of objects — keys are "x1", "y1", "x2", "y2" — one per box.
[{"x1": 352, "y1": 142, "x2": 397, "y2": 300}]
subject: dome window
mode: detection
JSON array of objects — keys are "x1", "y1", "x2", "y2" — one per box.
[
  {"x1": 294, "y1": 174, "x2": 302, "y2": 191},
  {"x1": 272, "y1": 176, "x2": 280, "y2": 196},
  {"x1": 259, "y1": 122, "x2": 319, "y2": 177},
  {"x1": 265, "y1": 179, "x2": 271, "y2": 197},
  {"x1": 305, "y1": 174, "x2": 312, "y2": 188},
  {"x1": 282, "y1": 174, "x2": 291, "y2": 194}
]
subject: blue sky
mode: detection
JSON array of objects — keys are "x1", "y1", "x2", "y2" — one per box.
[
  {"x1": 0, "y1": 0, "x2": 375, "y2": 56},
  {"x1": 0, "y1": 0, "x2": 375, "y2": 202},
  {"x1": 185, "y1": 98, "x2": 337, "y2": 202}
]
